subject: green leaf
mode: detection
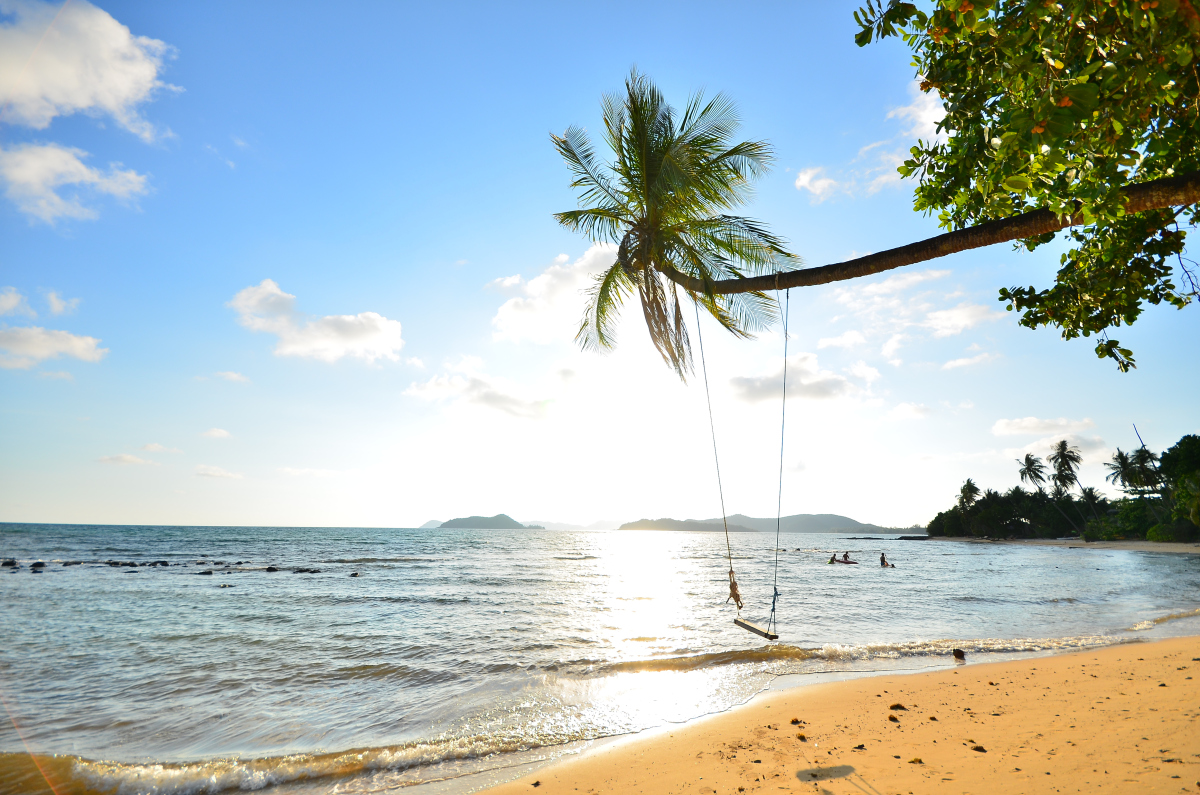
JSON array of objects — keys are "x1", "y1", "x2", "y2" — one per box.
[{"x1": 1003, "y1": 175, "x2": 1032, "y2": 191}]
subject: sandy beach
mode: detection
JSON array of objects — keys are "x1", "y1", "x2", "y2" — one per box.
[
  {"x1": 483, "y1": 635, "x2": 1200, "y2": 795},
  {"x1": 925, "y1": 537, "x2": 1200, "y2": 555}
]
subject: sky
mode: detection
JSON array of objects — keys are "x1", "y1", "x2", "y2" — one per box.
[{"x1": 1, "y1": 0, "x2": 1196, "y2": 529}]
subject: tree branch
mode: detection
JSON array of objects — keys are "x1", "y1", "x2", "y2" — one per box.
[{"x1": 659, "y1": 171, "x2": 1200, "y2": 295}]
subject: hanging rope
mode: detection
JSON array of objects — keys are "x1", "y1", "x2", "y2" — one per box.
[
  {"x1": 694, "y1": 301, "x2": 741, "y2": 612},
  {"x1": 768, "y1": 289, "x2": 789, "y2": 635}
]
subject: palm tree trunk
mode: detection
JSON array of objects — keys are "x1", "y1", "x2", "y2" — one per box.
[{"x1": 659, "y1": 171, "x2": 1200, "y2": 294}]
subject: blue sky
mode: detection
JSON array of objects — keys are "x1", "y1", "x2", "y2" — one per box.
[{"x1": 1, "y1": 0, "x2": 1196, "y2": 528}]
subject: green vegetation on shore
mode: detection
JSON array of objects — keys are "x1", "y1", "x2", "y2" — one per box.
[{"x1": 927, "y1": 434, "x2": 1200, "y2": 542}]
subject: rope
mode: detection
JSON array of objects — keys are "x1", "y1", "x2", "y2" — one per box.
[
  {"x1": 768, "y1": 289, "x2": 789, "y2": 635},
  {"x1": 694, "y1": 301, "x2": 741, "y2": 612}
]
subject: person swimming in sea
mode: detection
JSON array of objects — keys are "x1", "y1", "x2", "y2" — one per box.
[
  {"x1": 842, "y1": 552, "x2": 851, "y2": 562},
  {"x1": 829, "y1": 553, "x2": 837, "y2": 564}
]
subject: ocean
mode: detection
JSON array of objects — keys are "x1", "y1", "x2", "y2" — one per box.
[{"x1": 1, "y1": 523, "x2": 1198, "y2": 795}]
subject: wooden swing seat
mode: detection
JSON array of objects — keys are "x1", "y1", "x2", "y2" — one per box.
[{"x1": 734, "y1": 618, "x2": 778, "y2": 640}]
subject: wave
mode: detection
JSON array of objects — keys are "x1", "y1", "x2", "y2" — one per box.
[
  {"x1": 595, "y1": 633, "x2": 1132, "y2": 675},
  {"x1": 1, "y1": 724, "x2": 597, "y2": 795},
  {"x1": 1128, "y1": 606, "x2": 1200, "y2": 631}
]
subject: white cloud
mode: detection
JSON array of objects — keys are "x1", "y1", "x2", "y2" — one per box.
[
  {"x1": 37, "y1": 369, "x2": 71, "y2": 380},
  {"x1": 99, "y1": 453, "x2": 153, "y2": 465},
  {"x1": 1, "y1": 286, "x2": 35, "y2": 316},
  {"x1": 280, "y1": 467, "x2": 339, "y2": 477},
  {"x1": 46, "y1": 291, "x2": 79, "y2": 315},
  {"x1": 0, "y1": 0, "x2": 177, "y2": 141},
  {"x1": 793, "y1": 167, "x2": 840, "y2": 201},
  {"x1": 942, "y1": 352, "x2": 998, "y2": 370},
  {"x1": 923, "y1": 302, "x2": 1004, "y2": 337},
  {"x1": 405, "y1": 370, "x2": 548, "y2": 418},
  {"x1": 846, "y1": 360, "x2": 881, "y2": 384},
  {"x1": 861, "y1": 269, "x2": 949, "y2": 296},
  {"x1": 215, "y1": 370, "x2": 248, "y2": 382},
  {"x1": 887, "y1": 80, "x2": 946, "y2": 143},
  {"x1": 141, "y1": 442, "x2": 181, "y2": 453},
  {"x1": 888, "y1": 402, "x2": 930, "y2": 420},
  {"x1": 991, "y1": 417, "x2": 1096, "y2": 436},
  {"x1": 492, "y1": 244, "x2": 617, "y2": 345},
  {"x1": 817, "y1": 330, "x2": 865, "y2": 349},
  {"x1": 204, "y1": 144, "x2": 235, "y2": 169},
  {"x1": 201, "y1": 428, "x2": 230, "y2": 438},
  {"x1": 881, "y1": 333, "x2": 906, "y2": 360},
  {"x1": 230, "y1": 279, "x2": 405, "y2": 364},
  {"x1": 730, "y1": 352, "x2": 856, "y2": 402},
  {"x1": 0, "y1": 143, "x2": 148, "y2": 223},
  {"x1": 0, "y1": 325, "x2": 107, "y2": 369},
  {"x1": 195, "y1": 464, "x2": 241, "y2": 479}
]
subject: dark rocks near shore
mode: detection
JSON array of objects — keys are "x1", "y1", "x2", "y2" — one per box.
[
  {"x1": 292, "y1": 567, "x2": 321, "y2": 574},
  {"x1": 198, "y1": 569, "x2": 213, "y2": 575},
  {"x1": 31, "y1": 561, "x2": 45, "y2": 569},
  {"x1": 265, "y1": 566, "x2": 279, "y2": 572},
  {"x1": 1, "y1": 559, "x2": 16, "y2": 567},
  {"x1": 350, "y1": 572, "x2": 360, "y2": 577}
]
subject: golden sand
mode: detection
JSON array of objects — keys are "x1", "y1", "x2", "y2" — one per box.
[{"x1": 483, "y1": 635, "x2": 1200, "y2": 794}]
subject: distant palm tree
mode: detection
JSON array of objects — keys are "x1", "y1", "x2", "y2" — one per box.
[
  {"x1": 1104, "y1": 449, "x2": 1136, "y2": 491},
  {"x1": 1017, "y1": 453, "x2": 1048, "y2": 491},
  {"x1": 1107, "y1": 446, "x2": 1166, "y2": 521},
  {"x1": 1020, "y1": 451, "x2": 1080, "y2": 534},
  {"x1": 1049, "y1": 439, "x2": 1096, "y2": 526},
  {"x1": 1048, "y1": 440, "x2": 1084, "y2": 493},
  {"x1": 958, "y1": 478, "x2": 981, "y2": 512},
  {"x1": 552, "y1": 70, "x2": 801, "y2": 377}
]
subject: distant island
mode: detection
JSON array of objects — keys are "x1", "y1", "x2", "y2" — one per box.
[
  {"x1": 438, "y1": 514, "x2": 543, "y2": 529},
  {"x1": 619, "y1": 513, "x2": 908, "y2": 534}
]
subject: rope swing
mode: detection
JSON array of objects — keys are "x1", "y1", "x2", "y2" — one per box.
[{"x1": 695, "y1": 288, "x2": 791, "y2": 642}]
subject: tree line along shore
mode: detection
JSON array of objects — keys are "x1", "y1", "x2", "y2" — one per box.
[{"x1": 928, "y1": 434, "x2": 1200, "y2": 542}]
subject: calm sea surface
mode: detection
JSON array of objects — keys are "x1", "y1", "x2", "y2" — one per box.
[{"x1": 1, "y1": 524, "x2": 1198, "y2": 794}]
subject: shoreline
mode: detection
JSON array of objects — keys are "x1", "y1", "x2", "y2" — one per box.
[
  {"x1": 477, "y1": 635, "x2": 1200, "y2": 795},
  {"x1": 922, "y1": 536, "x2": 1200, "y2": 554}
]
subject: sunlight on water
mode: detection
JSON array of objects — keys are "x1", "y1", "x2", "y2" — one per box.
[{"x1": 0, "y1": 524, "x2": 1198, "y2": 795}]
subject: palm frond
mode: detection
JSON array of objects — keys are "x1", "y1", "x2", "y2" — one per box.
[{"x1": 577, "y1": 262, "x2": 635, "y2": 353}]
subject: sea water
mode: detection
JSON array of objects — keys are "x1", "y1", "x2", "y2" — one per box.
[{"x1": 1, "y1": 524, "x2": 1198, "y2": 794}]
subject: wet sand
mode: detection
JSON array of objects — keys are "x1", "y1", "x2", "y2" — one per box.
[{"x1": 482, "y1": 635, "x2": 1200, "y2": 794}]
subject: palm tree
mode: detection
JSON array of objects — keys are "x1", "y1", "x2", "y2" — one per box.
[
  {"x1": 1019, "y1": 451, "x2": 1080, "y2": 534},
  {"x1": 552, "y1": 70, "x2": 801, "y2": 377},
  {"x1": 1106, "y1": 446, "x2": 1166, "y2": 520},
  {"x1": 1048, "y1": 439, "x2": 1095, "y2": 527},
  {"x1": 958, "y1": 478, "x2": 981, "y2": 512},
  {"x1": 1017, "y1": 453, "x2": 1048, "y2": 492}
]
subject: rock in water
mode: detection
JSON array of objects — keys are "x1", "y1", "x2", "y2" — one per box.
[
  {"x1": 198, "y1": 570, "x2": 213, "y2": 576},
  {"x1": 30, "y1": 561, "x2": 45, "y2": 569},
  {"x1": 953, "y1": 648, "x2": 966, "y2": 662}
]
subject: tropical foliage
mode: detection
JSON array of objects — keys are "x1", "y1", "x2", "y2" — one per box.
[
  {"x1": 552, "y1": 71, "x2": 800, "y2": 377},
  {"x1": 855, "y1": 0, "x2": 1199, "y2": 370},
  {"x1": 927, "y1": 433, "x2": 1200, "y2": 541}
]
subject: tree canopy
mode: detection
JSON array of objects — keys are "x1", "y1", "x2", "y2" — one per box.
[{"x1": 855, "y1": 0, "x2": 1199, "y2": 369}]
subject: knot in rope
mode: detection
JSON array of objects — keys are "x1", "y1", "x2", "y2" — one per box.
[{"x1": 727, "y1": 568, "x2": 743, "y2": 611}]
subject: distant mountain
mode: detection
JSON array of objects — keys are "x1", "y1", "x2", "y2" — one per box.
[
  {"x1": 439, "y1": 514, "x2": 542, "y2": 529},
  {"x1": 419, "y1": 520, "x2": 442, "y2": 529},
  {"x1": 708, "y1": 513, "x2": 902, "y2": 533},
  {"x1": 618, "y1": 517, "x2": 759, "y2": 533}
]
